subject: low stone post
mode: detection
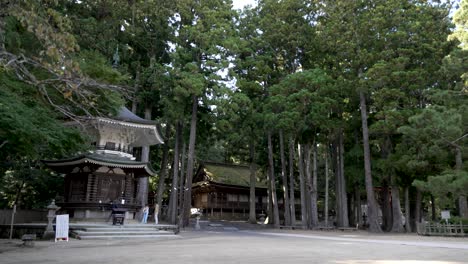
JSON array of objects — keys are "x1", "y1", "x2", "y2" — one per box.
[
  {"x1": 194, "y1": 210, "x2": 202, "y2": 230},
  {"x1": 43, "y1": 199, "x2": 60, "y2": 239},
  {"x1": 259, "y1": 212, "x2": 266, "y2": 225}
]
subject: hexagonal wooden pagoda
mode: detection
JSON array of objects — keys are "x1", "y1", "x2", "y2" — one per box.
[{"x1": 43, "y1": 107, "x2": 163, "y2": 220}]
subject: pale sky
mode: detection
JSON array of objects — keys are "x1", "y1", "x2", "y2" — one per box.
[{"x1": 232, "y1": 0, "x2": 257, "y2": 10}]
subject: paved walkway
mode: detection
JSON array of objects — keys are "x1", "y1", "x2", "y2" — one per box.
[
  {"x1": 242, "y1": 230, "x2": 468, "y2": 249},
  {"x1": 1, "y1": 229, "x2": 467, "y2": 264}
]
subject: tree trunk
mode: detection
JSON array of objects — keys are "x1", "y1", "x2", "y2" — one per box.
[
  {"x1": 359, "y1": 91, "x2": 382, "y2": 232},
  {"x1": 304, "y1": 143, "x2": 312, "y2": 228},
  {"x1": 310, "y1": 142, "x2": 319, "y2": 227},
  {"x1": 404, "y1": 186, "x2": 411, "y2": 232},
  {"x1": 288, "y1": 137, "x2": 296, "y2": 226},
  {"x1": 169, "y1": 121, "x2": 182, "y2": 224},
  {"x1": 131, "y1": 70, "x2": 140, "y2": 114},
  {"x1": 0, "y1": 2, "x2": 8, "y2": 51},
  {"x1": 430, "y1": 195, "x2": 436, "y2": 221},
  {"x1": 338, "y1": 131, "x2": 349, "y2": 227},
  {"x1": 325, "y1": 148, "x2": 329, "y2": 227},
  {"x1": 279, "y1": 130, "x2": 291, "y2": 226},
  {"x1": 415, "y1": 188, "x2": 422, "y2": 223},
  {"x1": 178, "y1": 140, "x2": 186, "y2": 217},
  {"x1": 267, "y1": 131, "x2": 280, "y2": 228},
  {"x1": 156, "y1": 125, "x2": 171, "y2": 220},
  {"x1": 137, "y1": 107, "x2": 152, "y2": 218},
  {"x1": 459, "y1": 196, "x2": 468, "y2": 219},
  {"x1": 267, "y1": 173, "x2": 273, "y2": 223},
  {"x1": 298, "y1": 144, "x2": 307, "y2": 229},
  {"x1": 455, "y1": 147, "x2": 468, "y2": 218},
  {"x1": 249, "y1": 139, "x2": 257, "y2": 224},
  {"x1": 381, "y1": 181, "x2": 391, "y2": 231},
  {"x1": 181, "y1": 95, "x2": 198, "y2": 227},
  {"x1": 355, "y1": 186, "x2": 361, "y2": 227},
  {"x1": 391, "y1": 183, "x2": 405, "y2": 232}
]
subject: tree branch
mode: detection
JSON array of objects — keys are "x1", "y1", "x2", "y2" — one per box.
[
  {"x1": 0, "y1": 140, "x2": 8, "y2": 149},
  {"x1": 1, "y1": 50, "x2": 133, "y2": 118}
]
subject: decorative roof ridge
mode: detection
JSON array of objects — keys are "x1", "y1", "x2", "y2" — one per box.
[
  {"x1": 194, "y1": 180, "x2": 268, "y2": 190},
  {"x1": 202, "y1": 160, "x2": 251, "y2": 169},
  {"x1": 42, "y1": 154, "x2": 156, "y2": 173},
  {"x1": 112, "y1": 107, "x2": 158, "y2": 125}
]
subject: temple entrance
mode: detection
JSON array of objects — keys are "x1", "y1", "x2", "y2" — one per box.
[{"x1": 99, "y1": 177, "x2": 124, "y2": 202}]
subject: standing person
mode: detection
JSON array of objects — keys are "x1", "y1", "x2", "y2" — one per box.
[
  {"x1": 154, "y1": 204, "x2": 159, "y2": 225},
  {"x1": 141, "y1": 204, "x2": 149, "y2": 224}
]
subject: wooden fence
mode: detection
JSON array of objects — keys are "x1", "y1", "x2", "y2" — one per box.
[
  {"x1": 0, "y1": 209, "x2": 46, "y2": 225},
  {"x1": 416, "y1": 221, "x2": 467, "y2": 237}
]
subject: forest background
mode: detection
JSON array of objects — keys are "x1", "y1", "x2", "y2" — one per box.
[{"x1": 0, "y1": 0, "x2": 467, "y2": 233}]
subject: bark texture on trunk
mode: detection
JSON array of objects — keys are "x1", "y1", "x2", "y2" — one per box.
[
  {"x1": 404, "y1": 186, "x2": 411, "y2": 232},
  {"x1": 267, "y1": 175, "x2": 273, "y2": 223},
  {"x1": 415, "y1": 189, "x2": 422, "y2": 223},
  {"x1": 325, "y1": 149, "x2": 329, "y2": 227},
  {"x1": 181, "y1": 95, "x2": 198, "y2": 227},
  {"x1": 430, "y1": 195, "x2": 436, "y2": 221},
  {"x1": 156, "y1": 125, "x2": 171, "y2": 219},
  {"x1": 298, "y1": 144, "x2": 307, "y2": 229},
  {"x1": 169, "y1": 121, "x2": 182, "y2": 224},
  {"x1": 131, "y1": 70, "x2": 140, "y2": 114},
  {"x1": 137, "y1": 107, "x2": 152, "y2": 218},
  {"x1": 391, "y1": 184, "x2": 405, "y2": 232},
  {"x1": 0, "y1": 5, "x2": 6, "y2": 52},
  {"x1": 459, "y1": 196, "x2": 468, "y2": 219},
  {"x1": 455, "y1": 147, "x2": 468, "y2": 218},
  {"x1": 334, "y1": 132, "x2": 349, "y2": 228},
  {"x1": 359, "y1": 91, "x2": 382, "y2": 232},
  {"x1": 381, "y1": 181, "x2": 391, "y2": 231},
  {"x1": 338, "y1": 132, "x2": 349, "y2": 227},
  {"x1": 310, "y1": 142, "x2": 319, "y2": 227},
  {"x1": 267, "y1": 131, "x2": 280, "y2": 228},
  {"x1": 288, "y1": 137, "x2": 296, "y2": 226},
  {"x1": 249, "y1": 140, "x2": 257, "y2": 224},
  {"x1": 304, "y1": 143, "x2": 312, "y2": 228},
  {"x1": 178, "y1": 141, "x2": 186, "y2": 217},
  {"x1": 279, "y1": 130, "x2": 291, "y2": 226},
  {"x1": 355, "y1": 186, "x2": 361, "y2": 226}
]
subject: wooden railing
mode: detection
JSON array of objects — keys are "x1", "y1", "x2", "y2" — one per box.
[{"x1": 416, "y1": 221, "x2": 468, "y2": 237}]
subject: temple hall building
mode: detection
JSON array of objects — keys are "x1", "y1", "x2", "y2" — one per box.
[{"x1": 43, "y1": 107, "x2": 163, "y2": 221}]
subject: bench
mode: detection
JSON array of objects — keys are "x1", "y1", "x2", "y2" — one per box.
[
  {"x1": 279, "y1": 225, "x2": 300, "y2": 230},
  {"x1": 316, "y1": 226, "x2": 334, "y2": 231},
  {"x1": 21, "y1": 234, "x2": 36, "y2": 247},
  {"x1": 337, "y1": 227, "x2": 358, "y2": 231}
]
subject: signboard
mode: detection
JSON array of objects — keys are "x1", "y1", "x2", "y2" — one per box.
[
  {"x1": 441, "y1": 210, "x2": 451, "y2": 220},
  {"x1": 55, "y1": 214, "x2": 69, "y2": 242}
]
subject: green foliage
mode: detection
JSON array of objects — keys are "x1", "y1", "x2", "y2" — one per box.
[
  {"x1": 414, "y1": 169, "x2": 468, "y2": 209},
  {"x1": 0, "y1": 71, "x2": 86, "y2": 160},
  {"x1": 0, "y1": 71, "x2": 88, "y2": 208},
  {"x1": 0, "y1": 166, "x2": 64, "y2": 209},
  {"x1": 449, "y1": 0, "x2": 468, "y2": 50},
  {"x1": 267, "y1": 69, "x2": 337, "y2": 139}
]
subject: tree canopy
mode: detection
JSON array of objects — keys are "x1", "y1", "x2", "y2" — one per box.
[{"x1": 0, "y1": 0, "x2": 466, "y2": 229}]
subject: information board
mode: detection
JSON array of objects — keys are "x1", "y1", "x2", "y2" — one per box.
[
  {"x1": 441, "y1": 210, "x2": 451, "y2": 220},
  {"x1": 55, "y1": 214, "x2": 69, "y2": 242}
]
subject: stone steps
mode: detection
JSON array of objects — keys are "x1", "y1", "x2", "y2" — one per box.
[
  {"x1": 83, "y1": 227, "x2": 162, "y2": 232},
  {"x1": 77, "y1": 234, "x2": 180, "y2": 240},
  {"x1": 70, "y1": 224, "x2": 179, "y2": 240}
]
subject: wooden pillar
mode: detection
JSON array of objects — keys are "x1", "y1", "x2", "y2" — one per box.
[{"x1": 85, "y1": 174, "x2": 91, "y2": 202}]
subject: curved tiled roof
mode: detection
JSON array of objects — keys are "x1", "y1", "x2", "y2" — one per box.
[
  {"x1": 113, "y1": 107, "x2": 157, "y2": 125},
  {"x1": 42, "y1": 153, "x2": 156, "y2": 176}
]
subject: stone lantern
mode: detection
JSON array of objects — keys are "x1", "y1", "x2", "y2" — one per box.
[
  {"x1": 43, "y1": 199, "x2": 60, "y2": 239},
  {"x1": 193, "y1": 210, "x2": 202, "y2": 230}
]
